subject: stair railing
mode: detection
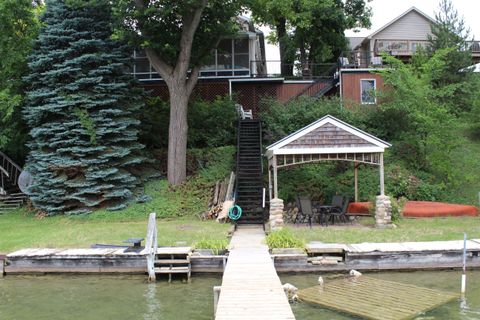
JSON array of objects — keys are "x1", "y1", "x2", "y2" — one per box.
[
  {"x1": 0, "y1": 151, "x2": 22, "y2": 195},
  {"x1": 234, "y1": 119, "x2": 241, "y2": 225},
  {"x1": 258, "y1": 121, "x2": 268, "y2": 226}
]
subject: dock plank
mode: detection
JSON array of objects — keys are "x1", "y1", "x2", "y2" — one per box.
[
  {"x1": 215, "y1": 226, "x2": 295, "y2": 320},
  {"x1": 298, "y1": 276, "x2": 458, "y2": 320}
]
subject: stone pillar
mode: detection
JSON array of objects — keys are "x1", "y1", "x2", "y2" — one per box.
[
  {"x1": 269, "y1": 198, "x2": 285, "y2": 231},
  {"x1": 375, "y1": 195, "x2": 392, "y2": 228}
]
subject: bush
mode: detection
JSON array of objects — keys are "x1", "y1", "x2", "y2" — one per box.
[
  {"x1": 389, "y1": 196, "x2": 407, "y2": 223},
  {"x1": 195, "y1": 238, "x2": 229, "y2": 253},
  {"x1": 386, "y1": 165, "x2": 444, "y2": 201},
  {"x1": 187, "y1": 98, "x2": 237, "y2": 148},
  {"x1": 139, "y1": 96, "x2": 237, "y2": 149},
  {"x1": 152, "y1": 145, "x2": 235, "y2": 178},
  {"x1": 266, "y1": 229, "x2": 304, "y2": 249},
  {"x1": 260, "y1": 96, "x2": 366, "y2": 144}
]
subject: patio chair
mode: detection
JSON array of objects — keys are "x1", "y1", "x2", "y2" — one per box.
[
  {"x1": 296, "y1": 196, "x2": 319, "y2": 228},
  {"x1": 235, "y1": 103, "x2": 253, "y2": 120},
  {"x1": 329, "y1": 196, "x2": 350, "y2": 224},
  {"x1": 331, "y1": 195, "x2": 344, "y2": 210}
]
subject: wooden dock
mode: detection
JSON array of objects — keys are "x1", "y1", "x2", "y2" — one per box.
[
  {"x1": 215, "y1": 226, "x2": 295, "y2": 320},
  {"x1": 298, "y1": 276, "x2": 459, "y2": 320}
]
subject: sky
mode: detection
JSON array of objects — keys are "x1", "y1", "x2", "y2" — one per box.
[{"x1": 264, "y1": 0, "x2": 480, "y2": 60}]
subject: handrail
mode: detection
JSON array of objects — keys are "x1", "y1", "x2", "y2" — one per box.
[
  {"x1": 0, "y1": 151, "x2": 22, "y2": 172},
  {"x1": 234, "y1": 119, "x2": 241, "y2": 207},
  {"x1": 259, "y1": 120, "x2": 267, "y2": 226},
  {"x1": 250, "y1": 61, "x2": 337, "y2": 79},
  {"x1": 0, "y1": 165, "x2": 9, "y2": 177},
  {"x1": 285, "y1": 77, "x2": 337, "y2": 104},
  {"x1": 0, "y1": 151, "x2": 22, "y2": 192}
]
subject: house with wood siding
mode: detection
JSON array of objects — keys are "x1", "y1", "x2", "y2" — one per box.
[
  {"x1": 132, "y1": 16, "x2": 337, "y2": 117},
  {"x1": 132, "y1": 8, "x2": 480, "y2": 111},
  {"x1": 340, "y1": 7, "x2": 480, "y2": 105}
]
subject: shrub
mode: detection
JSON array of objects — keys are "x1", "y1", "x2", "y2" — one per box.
[
  {"x1": 266, "y1": 229, "x2": 304, "y2": 249},
  {"x1": 260, "y1": 96, "x2": 364, "y2": 144},
  {"x1": 139, "y1": 96, "x2": 237, "y2": 149},
  {"x1": 195, "y1": 238, "x2": 229, "y2": 253},
  {"x1": 152, "y1": 145, "x2": 235, "y2": 179},
  {"x1": 386, "y1": 165, "x2": 444, "y2": 201}
]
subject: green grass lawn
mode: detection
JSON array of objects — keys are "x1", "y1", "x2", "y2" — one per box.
[
  {"x1": 286, "y1": 216, "x2": 480, "y2": 245},
  {"x1": 0, "y1": 147, "x2": 237, "y2": 254},
  {"x1": 0, "y1": 208, "x2": 230, "y2": 253}
]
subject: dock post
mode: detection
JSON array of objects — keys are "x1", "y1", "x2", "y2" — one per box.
[
  {"x1": 461, "y1": 233, "x2": 467, "y2": 295},
  {"x1": 145, "y1": 212, "x2": 158, "y2": 282},
  {"x1": 213, "y1": 286, "x2": 221, "y2": 316}
]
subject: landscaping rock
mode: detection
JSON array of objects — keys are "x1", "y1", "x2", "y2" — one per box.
[
  {"x1": 375, "y1": 195, "x2": 393, "y2": 228},
  {"x1": 269, "y1": 198, "x2": 285, "y2": 230}
]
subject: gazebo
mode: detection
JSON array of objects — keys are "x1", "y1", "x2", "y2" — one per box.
[{"x1": 265, "y1": 115, "x2": 392, "y2": 228}]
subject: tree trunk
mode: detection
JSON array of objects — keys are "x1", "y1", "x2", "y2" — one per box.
[
  {"x1": 167, "y1": 83, "x2": 189, "y2": 185},
  {"x1": 276, "y1": 18, "x2": 293, "y2": 77}
]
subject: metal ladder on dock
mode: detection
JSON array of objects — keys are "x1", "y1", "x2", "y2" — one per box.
[
  {"x1": 145, "y1": 213, "x2": 192, "y2": 282},
  {"x1": 154, "y1": 249, "x2": 191, "y2": 282}
]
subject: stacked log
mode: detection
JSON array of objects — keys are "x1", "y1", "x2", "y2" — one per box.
[{"x1": 202, "y1": 172, "x2": 236, "y2": 221}]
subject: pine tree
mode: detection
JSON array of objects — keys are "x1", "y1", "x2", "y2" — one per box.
[
  {"x1": 426, "y1": 0, "x2": 475, "y2": 113},
  {"x1": 23, "y1": 0, "x2": 144, "y2": 215}
]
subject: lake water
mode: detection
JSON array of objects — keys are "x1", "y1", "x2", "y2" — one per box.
[
  {"x1": 0, "y1": 274, "x2": 221, "y2": 320},
  {"x1": 0, "y1": 271, "x2": 479, "y2": 319}
]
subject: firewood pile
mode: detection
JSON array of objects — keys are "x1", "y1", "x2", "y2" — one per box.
[{"x1": 202, "y1": 172, "x2": 235, "y2": 220}]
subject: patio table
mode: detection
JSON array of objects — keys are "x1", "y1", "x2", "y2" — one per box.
[{"x1": 314, "y1": 205, "x2": 335, "y2": 226}]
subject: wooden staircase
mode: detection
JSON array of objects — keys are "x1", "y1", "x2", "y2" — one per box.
[
  {"x1": 0, "y1": 151, "x2": 27, "y2": 213},
  {"x1": 235, "y1": 119, "x2": 265, "y2": 225},
  {"x1": 0, "y1": 193, "x2": 27, "y2": 214}
]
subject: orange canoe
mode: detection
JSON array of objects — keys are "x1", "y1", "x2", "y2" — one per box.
[
  {"x1": 347, "y1": 201, "x2": 478, "y2": 217},
  {"x1": 403, "y1": 201, "x2": 478, "y2": 217}
]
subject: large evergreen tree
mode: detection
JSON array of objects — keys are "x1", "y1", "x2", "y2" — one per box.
[{"x1": 24, "y1": 0, "x2": 144, "y2": 215}]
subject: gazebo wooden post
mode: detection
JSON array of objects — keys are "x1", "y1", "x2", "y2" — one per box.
[
  {"x1": 268, "y1": 157, "x2": 273, "y2": 201},
  {"x1": 273, "y1": 155, "x2": 278, "y2": 198},
  {"x1": 379, "y1": 153, "x2": 385, "y2": 196},
  {"x1": 354, "y1": 162, "x2": 359, "y2": 202}
]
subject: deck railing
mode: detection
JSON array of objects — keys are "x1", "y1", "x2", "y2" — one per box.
[
  {"x1": 342, "y1": 42, "x2": 480, "y2": 69},
  {"x1": 250, "y1": 60, "x2": 337, "y2": 79},
  {"x1": 132, "y1": 58, "x2": 337, "y2": 81}
]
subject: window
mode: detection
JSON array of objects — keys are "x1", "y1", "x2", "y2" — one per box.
[
  {"x1": 375, "y1": 40, "x2": 408, "y2": 54},
  {"x1": 234, "y1": 39, "x2": 249, "y2": 69},
  {"x1": 360, "y1": 79, "x2": 376, "y2": 104},
  {"x1": 133, "y1": 38, "x2": 251, "y2": 79},
  {"x1": 217, "y1": 39, "x2": 233, "y2": 70}
]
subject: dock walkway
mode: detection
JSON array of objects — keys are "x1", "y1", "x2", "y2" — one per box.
[{"x1": 215, "y1": 226, "x2": 295, "y2": 320}]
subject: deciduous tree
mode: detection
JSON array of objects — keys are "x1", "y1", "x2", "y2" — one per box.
[
  {"x1": 0, "y1": 0, "x2": 39, "y2": 162},
  {"x1": 114, "y1": 0, "x2": 242, "y2": 185},
  {"x1": 250, "y1": 0, "x2": 371, "y2": 76}
]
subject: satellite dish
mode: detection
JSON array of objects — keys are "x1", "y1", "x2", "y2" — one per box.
[{"x1": 18, "y1": 170, "x2": 34, "y2": 194}]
